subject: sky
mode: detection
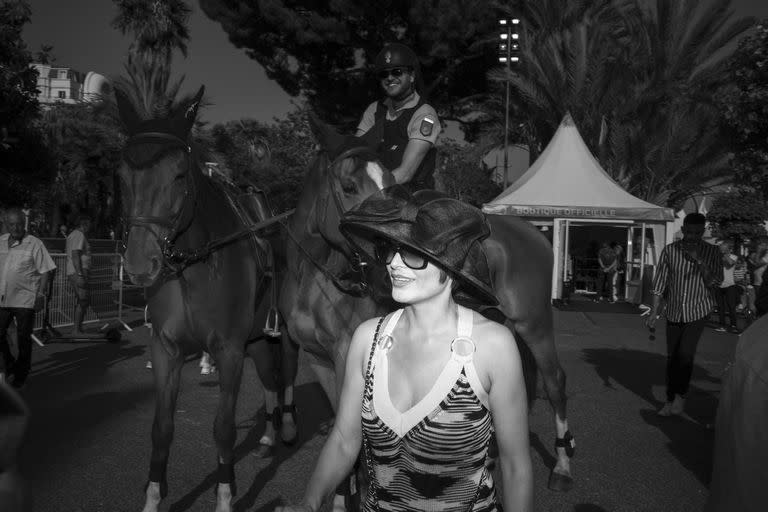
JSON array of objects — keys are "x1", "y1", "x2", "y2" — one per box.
[{"x1": 22, "y1": 0, "x2": 768, "y2": 127}]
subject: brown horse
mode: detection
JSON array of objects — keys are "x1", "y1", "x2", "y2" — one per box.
[
  {"x1": 280, "y1": 116, "x2": 574, "y2": 499},
  {"x1": 116, "y1": 88, "x2": 285, "y2": 512}
]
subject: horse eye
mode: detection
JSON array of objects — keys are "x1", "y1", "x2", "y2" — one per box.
[{"x1": 341, "y1": 180, "x2": 358, "y2": 194}]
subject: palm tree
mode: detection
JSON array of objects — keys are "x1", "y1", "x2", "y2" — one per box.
[
  {"x1": 485, "y1": 0, "x2": 635, "y2": 154},
  {"x1": 484, "y1": 0, "x2": 754, "y2": 208},
  {"x1": 110, "y1": 0, "x2": 192, "y2": 119}
]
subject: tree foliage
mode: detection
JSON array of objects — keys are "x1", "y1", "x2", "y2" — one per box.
[
  {"x1": 436, "y1": 141, "x2": 501, "y2": 207},
  {"x1": 0, "y1": 0, "x2": 49, "y2": 209},
  {"x1": 200, "y1": 0, "x2": 501, "y2": 128},
  {"x1": 210, "y1": 107, "x2": 315, "y2": 212},
  {"x1": 708, "y1": 189, "x2": 768, "y2": 245},
  {"x1": 111, "y1": 0, "x2": 192, "y2": 120},
  {"x1": 38, "y1": 102, "x2": 126, "y2": 236},
  {"x1": 488, "y1": 0, "x2": 753, "y2": 209},
  {"x1": 718, "y1": 20, "x2": 768, "y2": 198},
  {"x1": 0, "y1": 0, "x2": 39, "y2": 143}
]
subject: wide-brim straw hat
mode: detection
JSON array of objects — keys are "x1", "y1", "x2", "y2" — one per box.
[{"x1": 340, "y1": 186, "x2": 498, "y2": 306}]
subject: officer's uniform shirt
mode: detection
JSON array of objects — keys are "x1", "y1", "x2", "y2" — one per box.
[
  {"x1": 356, "y1": 92, "x2": 441, "y2": 146},
  {"x1": 0, "y1": 233, "x2": 56, "y2": 309}
]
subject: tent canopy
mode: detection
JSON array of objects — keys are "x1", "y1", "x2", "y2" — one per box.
[{"x1": 483, "y1": 114, "x2": 675, "y2": 222}]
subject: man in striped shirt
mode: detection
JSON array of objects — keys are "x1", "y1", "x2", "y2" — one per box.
[{"x1": 645, "y1": 213, "x2": 721, "y2": 417}]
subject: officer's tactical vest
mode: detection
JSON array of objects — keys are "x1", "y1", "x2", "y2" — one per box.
[{"x1": 372, "y1": 96, "x2": 436, "y2": 191}]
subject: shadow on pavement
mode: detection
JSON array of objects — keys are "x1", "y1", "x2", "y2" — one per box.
[
  {"x1": 167, "y1": 381, "x2": 333, "y2": 512},
  {"x1": 580, "y1": 347, "x2": 719, "y2": 407},
  {"x1": 639, "y1": 409, "x2": 715, "y2": 486},
  {"x1": 574, "y1": 505, "x2": 610, "y2": 512},
  {"x1": 20, "y1": 388, "x2": 153, "y2": 482},
  {"x1": 582, "y1": 347, "x2": 718, "y2": 486}
]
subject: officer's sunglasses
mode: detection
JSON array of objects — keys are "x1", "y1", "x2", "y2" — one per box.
[
  {"x1": 377, "y1": 67, "x2": 409, "y2": 80},
  {"x1": 374, "y1": 243, "x2": 428, "y2": 270}
]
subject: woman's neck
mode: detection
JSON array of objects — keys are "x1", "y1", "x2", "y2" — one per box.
[{"x1": 401, "y1": 292, "x2": 457, "y2": 341}]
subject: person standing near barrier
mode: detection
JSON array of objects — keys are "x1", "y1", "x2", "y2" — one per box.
[
  {"x1": 0, "y1": 209, "x2": 56, "y2": 389},
  {"x1": 645, "y1": 213, "x2": 721, "y2": 417},
  {"x1": 65, "y1": 214, "x2": 92, "y2": 334}
]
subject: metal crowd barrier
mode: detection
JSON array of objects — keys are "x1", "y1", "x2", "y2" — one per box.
[{"x1": 30, "y1": 253, "x2": 140, "y2": 343}]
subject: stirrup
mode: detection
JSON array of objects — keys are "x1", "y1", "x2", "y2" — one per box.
[{"x1": 263, "y1": 307, "x2": 281, "y2": 337}]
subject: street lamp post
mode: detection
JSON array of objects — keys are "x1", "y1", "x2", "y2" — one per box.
[{"x1": 498, "y1": 18, "x2": 520, "y2": 189}]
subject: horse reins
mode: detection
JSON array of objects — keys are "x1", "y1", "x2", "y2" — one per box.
[
  {"x1": 122, "y1": 131, "x2": 293, "y2": 276},
  {"x1": 277, "y1": 148, "x2": 379, "y2": 297},
  {"x1": 123, "y1": 134, "x2": 375, "y2": 299}
]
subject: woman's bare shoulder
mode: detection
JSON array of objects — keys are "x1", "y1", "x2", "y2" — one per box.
[
  {"x1": 471, "y1": 313, "x2": 517, "y2": 362},
  {"x1": 472, "y1": 313, "x2": 515, "y2": 344}
]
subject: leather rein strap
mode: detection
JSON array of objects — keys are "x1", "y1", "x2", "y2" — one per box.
[{"x1": 122, "y1": 131, "x2": 295, "y2": 275}]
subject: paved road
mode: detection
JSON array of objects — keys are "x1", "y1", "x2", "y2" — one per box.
[{"x1": 16, "y1": 303, "x2": 742, "y2": 512}]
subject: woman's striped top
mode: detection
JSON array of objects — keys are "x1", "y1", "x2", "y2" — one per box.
[
  {"x1": 652, "y1": 240, "x2": 721, "y2": 323},
  {"x1": 361, "y1": 307, "x2": 499, "y2": 512}
]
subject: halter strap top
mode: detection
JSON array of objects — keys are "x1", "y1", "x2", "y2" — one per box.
[{"x1": 361, "y1": 306, "x2": 499, "y2": 512}]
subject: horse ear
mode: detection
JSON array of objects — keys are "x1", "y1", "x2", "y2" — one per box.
[
  {"x1": 180, "y1": 85, "x2": 205, "y2": 133},
  {"x1": 114, "y1": 88, "x2": 140, "y2": 134},
  {"x1": 308, "y1": 111, "x2": 346, "y2": 156},
  {"x1": 184, "y1": 86, "x2": 205, "y2": 125}
]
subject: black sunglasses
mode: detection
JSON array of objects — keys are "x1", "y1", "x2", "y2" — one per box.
[
  {"x1": 377, "y1": 67, "x2": 409, "y2": 80},
  {"x1": 374, "y1": 243, "x2": 428, "y2": 270}
]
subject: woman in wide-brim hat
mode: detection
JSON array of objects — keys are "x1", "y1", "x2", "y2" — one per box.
[{"x1": 278, "y1": 186, "x2": 533, "y2": 512}]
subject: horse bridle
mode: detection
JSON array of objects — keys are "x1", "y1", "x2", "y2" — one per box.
[
  {"x1": 121, "y1": 131, "x2": 198, "y2": 275},
  {"x1": 315, "y1": 146, "x2": 383, "y2": 293}
]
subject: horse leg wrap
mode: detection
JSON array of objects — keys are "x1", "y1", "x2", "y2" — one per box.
[
  {"x1": 554, "y1": 430, "x2": 576, "y2": 458},
  {"x1": 145, "y1": 463, "x2": 168, "y2": 498},
  {"x1": 214, "y1": 462, "x2": 237, "y2": 497}
]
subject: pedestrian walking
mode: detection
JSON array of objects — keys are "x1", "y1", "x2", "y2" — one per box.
[
  {"x1": 277, "y1": 186, "x2": 533, "y2": 512},
  {"x1": 65, "y1": 214, "x2": 92, "y2": 334},
  {"x1": 645, "y1": 213, "x2": 721, "y2": 417},
  {"x1": 0, "y1": 208, "x2": 56, "y2": 389}
]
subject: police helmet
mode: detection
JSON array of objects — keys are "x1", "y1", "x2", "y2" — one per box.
[{"x1": 374, "y1": 43, "x2": 419, "y2": 71}]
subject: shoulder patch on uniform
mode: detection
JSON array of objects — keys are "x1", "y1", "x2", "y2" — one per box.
[{"x1": 420, "y1": 116, "x2": 435, "y2": 136}]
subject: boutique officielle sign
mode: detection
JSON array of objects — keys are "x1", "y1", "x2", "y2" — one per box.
[
  {"x1": 482, "y1": 203, "x2": 675, "y2": 222},
  {"x1": 511, "y1": 206, "x2": 618, "y2": 217}
]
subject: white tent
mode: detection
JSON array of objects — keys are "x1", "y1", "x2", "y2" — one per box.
[
  {"x1": 482, "y1": 114, "x2": 675, "y2": 303},
  {"x1": 483, "y1": 114, "x2": 674, "y2": 222}
]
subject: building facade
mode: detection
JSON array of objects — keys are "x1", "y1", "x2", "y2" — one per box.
[{"x1": 32, "y1": 63, "x2": 111, "y2": 105}]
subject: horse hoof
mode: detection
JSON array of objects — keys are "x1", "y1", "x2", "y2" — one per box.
[{"x1": 547, "y1": 469, "x2": 573, "y2": 492}]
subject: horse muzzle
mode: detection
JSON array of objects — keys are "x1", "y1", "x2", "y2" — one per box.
[{"x1": 123, "y1": 229, "x2": 165, "y2": 287}]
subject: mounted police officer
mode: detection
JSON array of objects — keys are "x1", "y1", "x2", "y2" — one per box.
[{"x1": 356, "y1": 43, "x2": 441, "y2": 192}]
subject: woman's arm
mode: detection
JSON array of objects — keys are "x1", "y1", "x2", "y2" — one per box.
[
  {"x1": 481, "y1": 323, "x2": 534, "y2": 512},
  {"x1": 281, "y1": 318, "x2": 380, "y2": 512}
]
